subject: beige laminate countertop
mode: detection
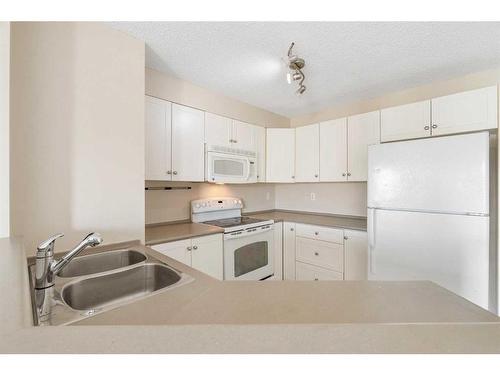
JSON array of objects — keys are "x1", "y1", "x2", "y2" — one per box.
[
  {"x1": 145, "y1": 210, "x2": 366, "y2": 246},
  {"x1": 2, "y1": 237, "x2": 500, "y2": 353},
  {"x1": 145, "y1": 222, "x2": 224, "y2": 246},
  {"x1": 247, "y1": 210, "x2": 367, "y2": 231}
]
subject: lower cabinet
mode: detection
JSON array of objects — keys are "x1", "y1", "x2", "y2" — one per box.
[
  {"x1": 280, "y1": 221, "x2": 368, "y2": 281},
  {"x1": 283, "y1": 222, "x2": 296, "y2": 280},
  {"x1": 296, "y1": 261, "x2": 343, "y2": 281},
  {"x1": 344, "y1": 229, "x2": 368, "y2": 280},
  {"x1": 151, "y1": 234, "x2": 223, "y2": 280}
]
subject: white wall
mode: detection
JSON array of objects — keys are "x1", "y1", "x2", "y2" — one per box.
[
  {"x1": 10, "y1": 22, "x2": 145, "y2": 253},
  {"x1": 0, "y1": 22, "x2": 9, "y2": 238}
]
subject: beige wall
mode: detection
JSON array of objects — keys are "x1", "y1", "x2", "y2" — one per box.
[
  {"x1": 0, "y1": 22, "x2": 9, "y2": 238},
  {"x1": 10, "y1": 22, "x2": 145, "y2": 253},
  {"x1": 146, "y1": 181, "x2": 275, "y2": 224},
  {"x1": 146, "y1": 68, "x2": 290, "y2": 128},
  {"x1": 275, "y1": 182, "x2": 367, "y2": 217},
  {"x1": 292, "y1": 67, "x2": 500, "y2": 127}
]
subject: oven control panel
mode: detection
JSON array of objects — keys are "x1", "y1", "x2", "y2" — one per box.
[{"x1": 191, "y1": 197, "x2": 243, "y2": 213}]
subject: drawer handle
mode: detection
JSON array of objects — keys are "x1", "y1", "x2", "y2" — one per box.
[
  {"x1": 187, "y1": 246, "x2": 192, "y2": 251},
  {"x1": 193, "y1": 245, "x2": 198, "y2": 250},
  {"x1": 314, "y1": 252, "x2": 319, "y2": 256},
  {"x1": 314, "y1": 278, "x2": 319, "y2": 281},
  {"x1": 314, "y1": 231, "x2": 319, "y2": 235}
]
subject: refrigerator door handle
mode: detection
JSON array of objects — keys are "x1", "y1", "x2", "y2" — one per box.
[{"x1": 368, "y1": 208, "x2": 376, "y2": 274}]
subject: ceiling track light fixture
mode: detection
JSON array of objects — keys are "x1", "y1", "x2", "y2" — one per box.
[{"x1": 286, "y1": 42, "x2": 306, "y2": 96}]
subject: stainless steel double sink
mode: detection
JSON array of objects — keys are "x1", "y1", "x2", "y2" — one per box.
[{"x1": 29, "y1": 248, "x2": 193, "y2": 326}]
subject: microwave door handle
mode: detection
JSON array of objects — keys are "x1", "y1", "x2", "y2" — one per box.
[{"x1": 245, "y1": 158, "x2": 251, "y2": 180}]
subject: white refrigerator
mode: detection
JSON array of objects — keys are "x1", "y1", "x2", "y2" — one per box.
[{"x1": 367, "y1": 131, "x2": 495, "y2": 313}]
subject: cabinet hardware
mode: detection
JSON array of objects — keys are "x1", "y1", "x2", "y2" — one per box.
[
  {"x1": 166, "y1": 170, "x2": 172, "y2": 175},
  {"x1": 193, "y1": 245, "x2": 198, "y2": 250},
  {"x1": 314, "y1": 278, "x2": 319, "y2": 281},
  {"x1": 173, "y1": 171, "x2": 178, "y2": 175},
  {"x1": 290, "y1": 228, "x2": 294, "y2": 231},
  {"x1": 424, "y1": 126, "x2": 430, "y2": 130},
  {"x1": 314, "y1": 174, "x2": 318, "y2": 178},
  {"x1": 315, "y1": 232, "x2": 319, "y2": 235},
  {"x1": 344, "y1": 236, "x2": 348, "y2": 240},
  {"x1": 342, "y1": 173, "x2": 346, "y2": 177},
  {"x1": 347, "y1": 172, "x2": 351, "y2": 177},
  {"x1": 432, "y1": 124, "x2": 438, "y2": 129},
  {"x1": 187, "y1": 246, "x2": 192, "y2": 251},
  {"x1": 291, "y1": 176, "x2": 295, "y2": 179},
  {"x1": 314, "y1": 252, "x2": 319, "y2": 256},
  {"x1": 234, "y1": 140, "x2": 238, "y2": 143}
]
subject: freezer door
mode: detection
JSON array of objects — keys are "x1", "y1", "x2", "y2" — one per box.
[
  {"x1": 368, "y1": 209, "x2": 491, "y2": 311},
  {"x1": 368, "y1": 132, "x2": 489, "y2": 215}
]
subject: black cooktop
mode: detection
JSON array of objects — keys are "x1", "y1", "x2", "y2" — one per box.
[{"x1": 203, "y1": 216, "x2": 265, "y2": 228}]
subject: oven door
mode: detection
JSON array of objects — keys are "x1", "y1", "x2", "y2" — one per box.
[
  {"x1": 206, "y1": 151, "x2": 256, "y2": 183},
  {"x1": 224, "y1": 225, "x2": 274, "y2": 280}
]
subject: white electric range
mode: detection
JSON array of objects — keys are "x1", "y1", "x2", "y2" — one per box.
[{"x1": 191, "y1": 197, "x2": 274, "y2": 280}]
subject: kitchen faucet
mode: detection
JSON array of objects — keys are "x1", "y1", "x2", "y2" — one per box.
[{"x1": 34, "y1": 232, "x2": 103, "y2": 320}]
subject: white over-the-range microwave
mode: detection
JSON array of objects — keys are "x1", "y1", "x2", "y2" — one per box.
[{"x1": 205, "y1": 145, "x2": 258, "y2": 183}]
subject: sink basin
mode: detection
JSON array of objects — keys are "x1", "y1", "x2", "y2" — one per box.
[
  {"x1": 61, "y1": 263, "x2": 182, "y2": 311},
  {"x1": 57, "y1": 249, "x2": 146, "y2": 278}
]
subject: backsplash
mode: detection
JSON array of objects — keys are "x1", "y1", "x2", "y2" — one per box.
[
  {"x1": 275, "y1": 182, "x2": 367, "y2": 217},
  {"x1": 145, "y1": 181, "x2": 275, "y2": 224},
  {"x1": 145, "y1": 181, "x2": 367, "y2": 224}
]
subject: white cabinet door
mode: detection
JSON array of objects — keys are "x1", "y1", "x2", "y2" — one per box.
[
  {"x1": 171, "y1": 103, "x2": 205, "y2": 182},
  {"x1": 273, "y1": 222, "x2": 283, "y2": 280},
  {"x1": 266, "y1": 128, "x2": 295, "y2": 183},
  {"x1": 233, "y1": 120, "x2": 256, "y2": 151},
  {"x1": 347, "y1": 110, "x2": 380, "y2": 181},
  {"x1": 145, "y1": 96, "x2": 172, "y2": 180},
  {"x1": 255, "y1": 126, "x2": 266, "y2": 182},
  {"x1": 283, "y1": 222, "x2": 296, "y2": 280},
  {"x1": 205, "y1": 112, "x2": 232, "y2": 147},
  {"x1": 344, "y1": 230, "x2": 368, "y2": 280},
  {"x1": 431, "y1": 86, "x2": 498, "y2": 136},
  {"x1": 151, "y1": 239, "x2": 191, "y2": 266},
  {"x1": 295, "y1": 123, "x2": 320, "y2": 182},
  {"x1": 320, "y1": 118, "x2": 348, "y2": 182},
  {"x1": 380, "y1": 100, "x2": 431, "y2": 142},
  {"x1": 191, "y1": 234, "x2": 223, "y2": 280}
]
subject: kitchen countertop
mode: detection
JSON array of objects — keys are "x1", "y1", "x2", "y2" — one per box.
[
  {"x1": 2, "y1": 236, "x2": 500, "y2": 353},
  {"x1": 145, "y1": 221, "x2": 224, "y2": 246},
  {"x1": 246, "y1": 210, "x2": 367, "y2": 231},
  {"x1": 145, "y1": 210, "x2": 367, "y2": 246}
]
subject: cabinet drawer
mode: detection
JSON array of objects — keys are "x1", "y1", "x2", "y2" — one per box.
[
  {"x1": 296, "y1": 261, "x2": 343, "y2": 281},
  {"x1": 295, "y1": 223, "x2": 344, "y2": 244},
  {"x1": 295, "y1": 237, "x2": 343, "y2": 272}
]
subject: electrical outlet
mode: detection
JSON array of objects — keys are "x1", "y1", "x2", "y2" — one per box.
[{"x1": 310, "y1": 192, "x2": 316, "y2": 201}]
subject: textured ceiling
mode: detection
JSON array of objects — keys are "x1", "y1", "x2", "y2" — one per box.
[{"x1": 110, "y1": 22, "x2": 500, "y2": 117}]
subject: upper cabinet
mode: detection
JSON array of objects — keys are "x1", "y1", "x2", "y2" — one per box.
[
  {"x1": 266, "y1": 128, "x2": 295, "y2": 183},
  {"x1": 145, "y1": 96, "x2": 205, "y2": 182},
  {"x1": 295, "y1": 123, "x2": 320, "y2": 182},
  {"x1": 233, "y1": 120, "x2": 256, "y2": 151},
  {"x1": 145, "y1": 96, "x2": 172, "y2": 181},
  {"x1": 320, "y1": 118, "x2": 348, "y2": 182},
  {"x1": 347, "y1": 111, "x2": 380, "y2": 181},
  {"x1": 431, "y1": 86, "x2": 498, "y2": 136},
  {"x1": 205, "y1": 113, "x2": 257, "y2": 151},
  {"x1": 171, "y1": 104, "x2": 205, "y2": 181},
  {"x1": 380, "y1": 100, "x2": 431, "y2": 142},
  {"x1": 380, "y1": 86, "x2": 498, "y2": 143},
  {"x1": 204, "y1": 112, "x2": 232, "y2": 147}
]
